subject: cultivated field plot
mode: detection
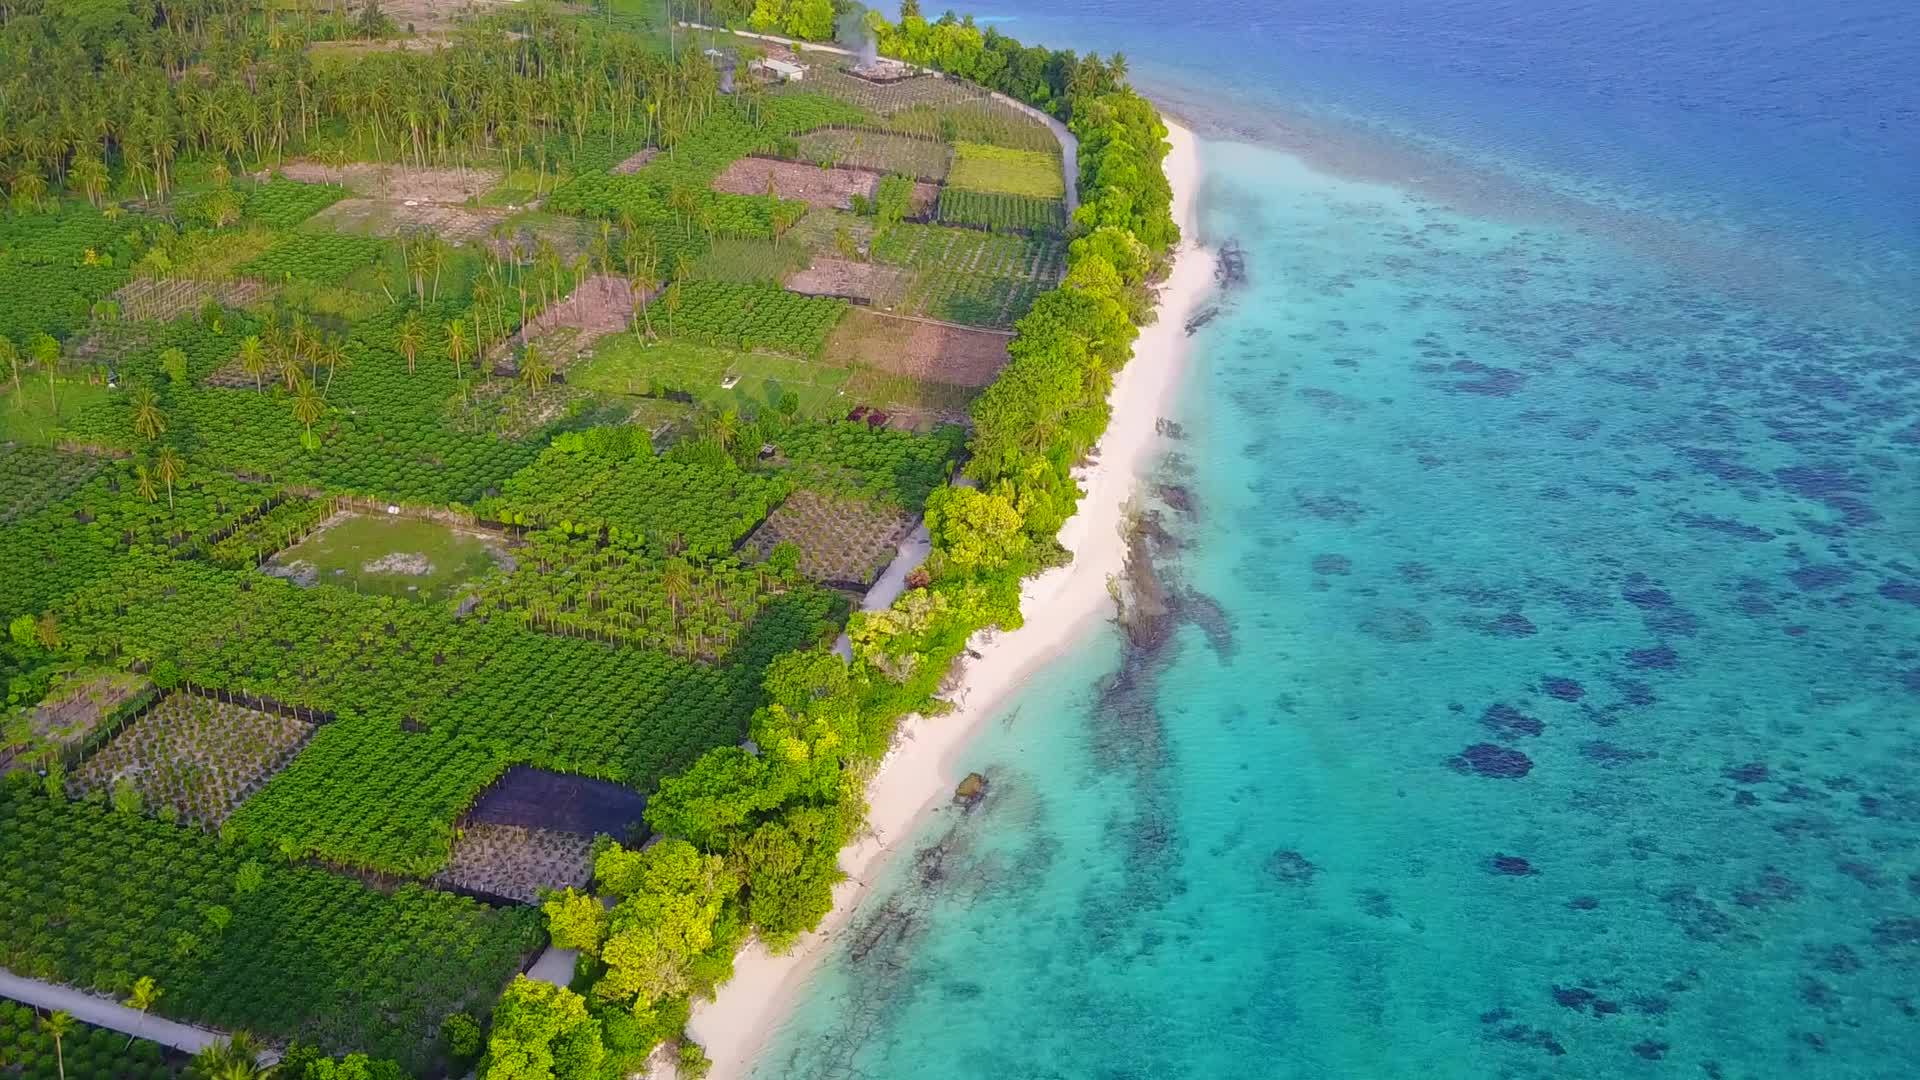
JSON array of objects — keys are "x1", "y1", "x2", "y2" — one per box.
[
  {"x1": 71, "y1": 691, "x2": 313, "y2": 827},
  {"x1": 313, "y1": 197, "x2": 508, "y2": 244},
  {"x1": 0, "y1": 671, "x2": 149, "y2": 773},
  {"x1": 872, "y1": 224, "x2": 1067, "y2": 328},
  {"x1": 936, "y1": 188, "x2": 1068, "y2": 234},
  {"x1": 949, "y1": 142, "x2": 1065, "y2": 198},
  {"x1": 435, "y1": 823, "x2": 594, "y2": 904},
  {"x1": 113, "y1": 277, "x2": 273, "y2": 322},
  {"x1": 883, "y1": 100, "x2": 1062, "y2": 154},
  {"x1": 793, "y1": 128, "x2": 953, "y2": 181},
  {"x1": 694, "y1": 236, "x2": 813, "y2": 285},
  {"x1": 749, "y1": 489, "x2": 914, "y2": 588},
  {"x1": 276, "y1": 161, "x2": 502, "y2": 203},
  {"x1": 823, "y1": 308, "x2": 1012, "y2": 387},
  {"x1": 792, "y1": 65, "x2": 987, "y2": 116},
  {"x1": 571, "y1": 336, "x2": 853, "y2": 419},
  {"x1": 712, "y1": 157, "x2": 884, "y2": 211},
  {"x1": 0, "y1": 443, "x2": 106, "y2": 524},
  {"x1": 785, "y1": 256, "x2": 909, "y2": 305},
  {"x1": 468, "y1": 766, "x2": 650, "y2": 838}
]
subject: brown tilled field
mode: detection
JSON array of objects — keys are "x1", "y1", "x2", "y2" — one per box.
[
  {"x1": 494, "y1": 274, "x2": 639, "y2": 366},
  {"x1": 312, "y1": 197, "x2": 508, "y2": 244},
  {"x1": 785, "y1": 257, "x2": 908, "y2": 305},
  {"x1": 712, "y1": 157, "x2": 882, "y2": 210},
  {"x1": 823, "y1": 308, "x2": 1012, "y2": 387}
]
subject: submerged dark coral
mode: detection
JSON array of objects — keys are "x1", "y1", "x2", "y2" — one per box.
[
  {"x1": 1481, "y1": 703, "x2": 1544, "y2": 739},
  {"x1": 1265, "y1": 849, "x2": 1318, "y2": 887},
  {"x1": 1626, "y1": 644, "x2": 1679, "y2": 669},
  {"x1": 1724, "y1": 762, "x2": 1769, "y2": 784},
  {"x1": 1581, "y1": 741, "x2": 1656, "y2": 767},
  {"x1": 1541, "y1": 676, "x2": 1585, "y2": 701},
  {"x1": 1484, "y1": 612, "x2": 1538, "y2": 638},
  {"x1": 1632, "y1": 1040, "x2": 1669, "y2": 1061},
  {"x1": 1489, "y1": 854, "x2": 1537, "y2": 876},
  {"x1": 1450, "y1": 743, "x2": 1534, "y2": 779}
]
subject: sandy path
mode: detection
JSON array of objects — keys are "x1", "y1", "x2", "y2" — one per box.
[{"x1": 683, "y1": 118, "x2": 1211, "y2": 1079}]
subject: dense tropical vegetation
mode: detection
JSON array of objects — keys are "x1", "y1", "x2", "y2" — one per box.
[{"x1": 1, "y1": 0, "x2": 1173, "y2": 1074}]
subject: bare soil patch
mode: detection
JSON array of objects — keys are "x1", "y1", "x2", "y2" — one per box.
[
  {"x1": 113, "y1": 278, "x2": 272, "y2": 322},
  {"x1": 712, "y1": 157, "x2": 881, "y2": 210},
  {"x1": 785, "y1": 257, "x2": 907, "y2": 305},
  {"x1": 824, "y1": 308, "x2": 1012, "y2": 387},
  {"x1": 435, "y1": 824, "x2": 595, "y2": 904},
  {"x1": 612, "y1": 148, "x2": 660, "y2": 175},
  {"x1": 748, "y1": 490, "x2": 914, "y2": 589},
  {"x1": 312, "y1": 197, "x2": 508, "y2": 244},
  {"x1": 494, "y1": 275, "x2": 639, "y2": 368},
  {"x1": 276, "y1": 161, "x2": 501, "y2": 203}
]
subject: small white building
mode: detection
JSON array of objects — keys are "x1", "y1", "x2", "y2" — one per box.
[{"x1": 752, "y1": 57, "x2": 808, "y2": 82}]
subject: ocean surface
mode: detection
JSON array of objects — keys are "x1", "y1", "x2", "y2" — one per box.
[{"x1": 753, "y1": 2, "x2": 1920, "y2": 1077}]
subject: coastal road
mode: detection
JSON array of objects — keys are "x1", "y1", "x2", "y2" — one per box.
[{"x1": 0, "y1": 967, "x2": 260, "y2": 1060}]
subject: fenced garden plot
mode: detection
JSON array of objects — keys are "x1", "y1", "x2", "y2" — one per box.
[
  {"x1": 111, "y1": 277, "x2": 273, "y2": 323},
  {"x1": 871, "y1": 223, "x2": 1066, "y2": 328},
  {"x1": 0, "y1": 671, "x2": 152, "y2": 775},
  {"x1": 569, "y1": 335, "x2": 853, "y2": 419},
  {"x1": 434, "y1": 824, "x2": 595, "y2": 905},
  {"x1": 0, "y1": 784, "x2": 542, "y2": 1072},
  {"x1": 466, "y1": 765, "x2": 650, "y2": 838},
  {"x1": 784, "y1": 65, "x2": 983, "y2": 117},
  {"x1": 711, "y1": 156, "x2": 884, "y2": 211},
  {"x1": 747, "y1": 490, "x2": 914, "y2": 589},
  {"x1": 793, "y1": 127, "x2": 953, "y2": 181},
  {"x1": 785, "y1": 257, "x2": 909, "y2": 306},
  {"x1": 822, "y1": 308, "x2": 1013, "y2": 387},
  {"x1": 936, "y1": 188, "x2": 1068, "y2": 234},
  {"x1": 948, "y1": 142, "x2": 1065, "y2": 198},
  {"x1": 70, "y1": 691, "x2": 314, "y2": 828},
  {"x1": 882, "y1": 100, "x2": 1061, "y2": 154},
  {"x1": 649, "y1": 281, "x2": 849, "y2": 357}
]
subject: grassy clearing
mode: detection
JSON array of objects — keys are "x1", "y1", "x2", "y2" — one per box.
[
  {"x1": 0, "y1": 378, "x2": 111, "y2": 445},
  {"x1": 949, "y1": 142, "x2": 1064, "y2": 198},
  {"x1": 570, "y1": 334, "x2": 851, "y2": 419}
]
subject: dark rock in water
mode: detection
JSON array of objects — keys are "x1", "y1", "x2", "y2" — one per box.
[
  {"x1": 1622, "y1": 579, "x2": 1674, "y2": 608},
  {"x1": 1157, "y1": 483, "x2": 1196, "y2": 514},
  {"x1": 1215, "y1": 240, "x2": 1247, "y2": 288},
  {"x1": 1632, "y1": 1040, "x2": 1669, "y2": 1061},
  {"x1": 1490, "y1": 854, "x2": 1537, "y2": 876},
  {"x1": 952, "y1": 772, "x2": 988, "y2": 809},
  {"x1": 1481, "y1": 703, "x2": 1544, "y2": 739},
  {"x1": 1551, "y1": 985, "x2": 1597, "y2": 1011},
  {"x1": 1541, "y1": 676, "x2": 1585, "y2": 701},
  {"x1": 1724, "y1": 762, "x2": 1769, "y2": 784},
  {"x1": 1568, "y1": 895, "x2": 1600, "y2": 911},
  {"x1": 1615, "y1": 679, "x2": 1657, "y2": 706},
  {"x1": 1733, "y1": 866, "x2": 1803, "y2": 908},
  {"x1": 1450, "y1": 743, "x2": 1533, "y2": 779},
  {"x1": 1836, "y1": 860, "x2": 1885, "y2": 889},
  {"x1": 1812, "y1": 944, "x2": 1862, "y2": 973},
  {"x1": 1626, "y1": 644, "x2": 1678, "y2": 669},
  {"x1": 1312, "y1": 554, "x2": 1352, "y2": 576},
  {"x1": 1871, "y1": 915, "x2": 1920, "y2": 949},
  {"x1": 1484, "y1": 612, "x2": 1539, "y2": 638},
  {"x1": 1879, "y1": 579, "x2": 1920, "y2": 607},
  {"x1": 1183, "y1": 305, "x2": 1221, "y2": 336},
  {"x1": 1663, "y1": 887, "x2": 1735, "y2": 940},
  {"x1": 1266, "y1": 848, "x2": 1318, "y2": 886}
]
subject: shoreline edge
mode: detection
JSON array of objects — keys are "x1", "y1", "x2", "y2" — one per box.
[{"x1": 683, "y1": 116, "x2": 1214, "y2": 1080}]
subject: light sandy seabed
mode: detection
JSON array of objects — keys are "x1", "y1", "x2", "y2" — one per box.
[{"x1": 680, "y1": 118, "x2": 1214, "y2": 1080}]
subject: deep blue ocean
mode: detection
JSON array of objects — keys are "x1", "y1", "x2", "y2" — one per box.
[{"x1": 753, "y1": 2, "x2": 1920, "y2": 1077}]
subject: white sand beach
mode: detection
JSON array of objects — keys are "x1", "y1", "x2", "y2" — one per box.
[{"x1": 684, "y1": 118, "x2": 1214, "y2": 1080}]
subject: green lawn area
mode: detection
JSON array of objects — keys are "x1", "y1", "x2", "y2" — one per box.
[
  {"x1": 0, "y1": 378, "x2": 111, "y2": 445},
  {"x1": 570, "y1": 335, "x2": 852, "y2": 419},
  {"x1": 948, "y1": 142, "x2": 1064, "y2": 199}
]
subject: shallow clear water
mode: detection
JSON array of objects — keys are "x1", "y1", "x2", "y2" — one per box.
[{"x1": 756, "y1": 2, "x2": 1920, "y2": 1077}]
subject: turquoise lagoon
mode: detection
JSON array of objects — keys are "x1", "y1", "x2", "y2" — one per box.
[{"x1": 753, "y1": 3, "x2": 1920, "y2": 1077}]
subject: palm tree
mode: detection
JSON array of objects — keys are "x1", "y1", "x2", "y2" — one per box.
[
  {"x1": 154, "y1": 447, "x2": 185, "y2": 510},
  {"x1": 518, "y1": 344, "x2": 554, "y2": 393},
  {"x1": 397, "y1": 310, "x2": 425, "y2": 374},
  {"x1": 125, "y1": 976, "x2": 162, "y2": 1049},
  {"x1": 318, "y1": 335, "x2": 348, "y2": 395},
  {"x1": 292, "y1": 383, "x2": 326, "y2": 448},
  {"x1": 134, "y1": 463, "x2": 158, "y2": 503},
  {"x1": 129, "y1": 385, "x2": 166, "y2": 442},
  {"x1": 445, "y1": 318, "x2": 471, "y2": 403},
  {"x1": 29, "y1": 333, "x2": 59, "y2": 411},
  {"x1": 237, "y1": 335, "x2": 267, "y2": 390},
  {"x1": 38, "y1": 1009, "x2": 73, "y2": 1080},
  {"x1": 0, "y1": 335, "x2": 19, "y2": 394},
  {"x1": 662, "y1": 559, "x2": 692, "y2": 622}
]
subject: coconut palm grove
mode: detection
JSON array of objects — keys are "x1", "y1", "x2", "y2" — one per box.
[{"x1": 0, "y1": 0, "x2": 1178, "y2": 1076}]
